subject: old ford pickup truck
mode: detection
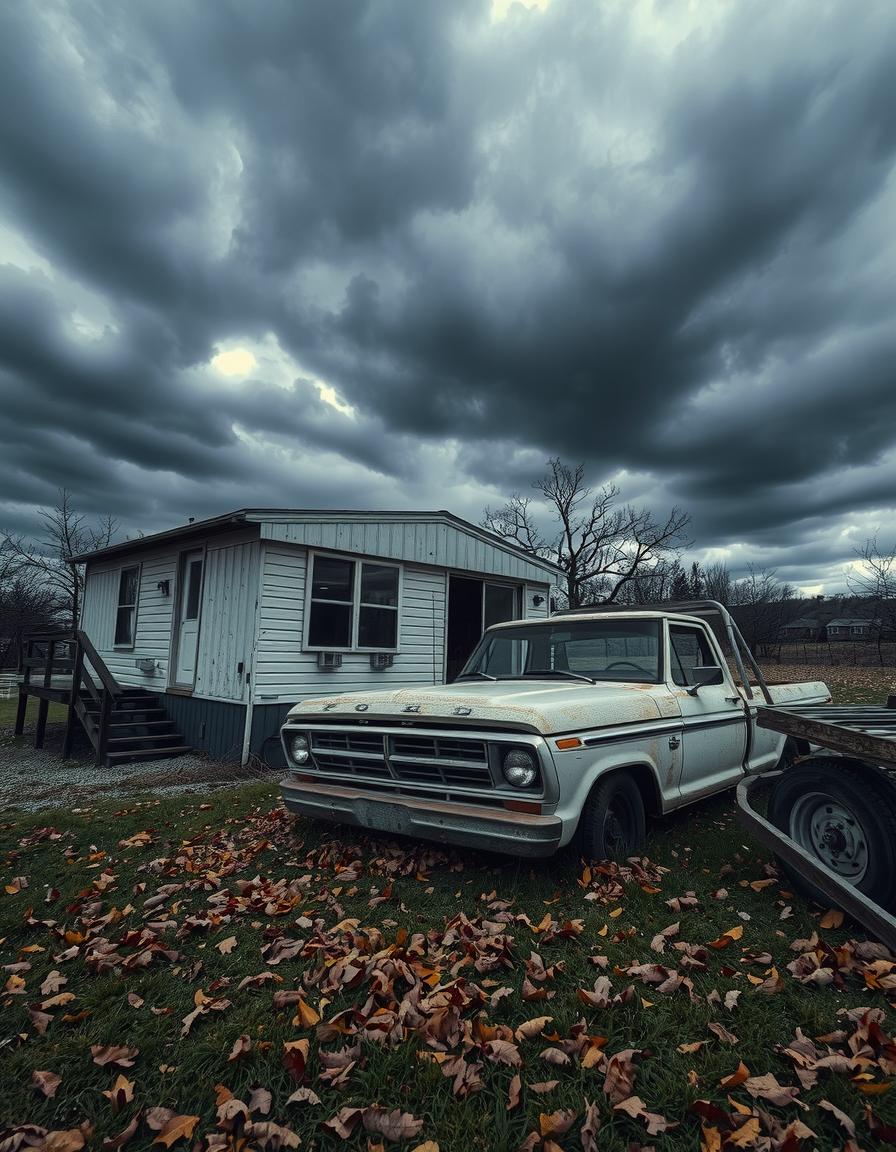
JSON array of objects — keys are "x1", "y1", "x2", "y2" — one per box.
[{"x1": 280, "y1": 602, "x2": 830, "y2": 858}]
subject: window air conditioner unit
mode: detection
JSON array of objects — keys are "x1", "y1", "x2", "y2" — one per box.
[
  {"x1": 370, "y1": 653, "x2": 394, "y2": 671},
  {"x1": 317, "y1": 651, "x2": 342, "y2": 670}
]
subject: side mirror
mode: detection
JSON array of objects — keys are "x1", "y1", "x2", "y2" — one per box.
[{"x1": 687, "y1": 666, "x2": 724, "y2": 695}]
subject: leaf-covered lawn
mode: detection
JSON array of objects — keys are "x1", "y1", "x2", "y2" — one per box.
[
  {"x1": 2, "y1": 782, "x2": 896, "y2": 1152},
  {"x1": 759, "y1": 663, "x2": 896, "y2": 706}
]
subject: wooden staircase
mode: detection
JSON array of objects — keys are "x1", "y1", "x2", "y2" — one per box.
[{"x1": 16, "y1": 631, "x2": 191, "y2": 767}]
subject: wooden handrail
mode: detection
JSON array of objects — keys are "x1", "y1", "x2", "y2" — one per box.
[
  {"x1": 22, "y1": 629, "x2": 76, "y2": 642},
  {"x1": 17, "y1": 628, "x2": 122, "y2": 760},
  {"x1": 75, "y1": 630, "x2": 121, "y2": 699}
]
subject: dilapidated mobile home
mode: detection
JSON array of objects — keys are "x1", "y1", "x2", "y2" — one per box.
[{"x1": 72, "y1": 509, "x2": 560, "y2": 765}]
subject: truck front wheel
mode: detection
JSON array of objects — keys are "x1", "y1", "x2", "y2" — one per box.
[
  {"x1": 768, "y1": 760, "x2": 896, "y2": 911},
  {"x1": 579, "y1": 773, "x2": 646, "y2": 862}
]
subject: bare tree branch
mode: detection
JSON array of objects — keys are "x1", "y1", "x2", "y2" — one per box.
[
  {"x1": 483, "y1": 458, "x2": 691, "y2": 607},
  {"x1": 0, "y1": 489, "x2": 119, "y2": 628}
]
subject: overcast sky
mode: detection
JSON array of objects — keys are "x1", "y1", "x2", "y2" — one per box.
[{"x1": 1, "y1": 0, "x2": 894, "y2": 594}]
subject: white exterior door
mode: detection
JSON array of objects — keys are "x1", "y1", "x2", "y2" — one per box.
[
  {"x1": 174, "y1": 550, "x2": 203, "y2": 687},
  {"x1": 670, "y1": 622, "x2": 746, "y2": 802}
]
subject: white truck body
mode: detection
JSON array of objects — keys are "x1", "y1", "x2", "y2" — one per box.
[{"x1": 280, "y1": 609, "x2": 829, "y2": 856}]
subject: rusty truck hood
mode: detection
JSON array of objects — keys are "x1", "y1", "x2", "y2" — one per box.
[{"x1": 285, "y1": 679, "x2": 665, "y2": 735}]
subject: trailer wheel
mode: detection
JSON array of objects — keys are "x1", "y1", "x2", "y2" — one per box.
[
  {"x1": 579, "y1": 773, "x2": 646, "y2": 862},
  {"x1": 768, "y1": 760, "x2": 896, "y2": 910}
]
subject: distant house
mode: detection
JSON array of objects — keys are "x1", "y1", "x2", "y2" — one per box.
[
  {"x1": 826, "y1": 618, "x2": 875, "y2": 640},
  {"x1": 71, "y1": 508, "x2": 561, "y2": 764},
  {"x1": 779, "y1": 617, "x2": 820, "y2": 641}
]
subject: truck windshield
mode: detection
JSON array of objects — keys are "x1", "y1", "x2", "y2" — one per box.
[{"x1": 459, "y1": 619, "x2": 662, "y2": 684}]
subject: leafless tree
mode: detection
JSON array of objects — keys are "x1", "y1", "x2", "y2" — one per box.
[
  {"x1": 702, "y1": 560, "x2": 733, "y2": 605},
  {"x1": 0, "y1": 490, "x2": 117, "y2": 628},
  {"x1": 847, "y1": 536, "x2": 896, "y2": 665},
  {"x1": 483, "y1": 458, "x2": 691, "y2": 608},
  {"x1": 729, "y1": 565, "x2": 798, "y2": 658}
]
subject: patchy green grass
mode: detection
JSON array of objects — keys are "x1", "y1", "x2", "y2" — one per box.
[
  {"x1": 0, "y1": 695, "x2": 68, "y2": 731},
  {"x1": 2, "y1": 779, "x2": 895, "y2": 1152},
  {"x1": 2, "y1": 667, "x2": 896, "y2": 1149}
]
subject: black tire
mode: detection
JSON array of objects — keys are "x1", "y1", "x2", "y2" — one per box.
[
  {"x1": 578, "y1": 773, "x2": 646, "y2": 862},
  {"x1": 768, "y1": 759, "x2": 896, "y2": 912}
]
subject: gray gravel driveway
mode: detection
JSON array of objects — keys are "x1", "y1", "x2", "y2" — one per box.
[{"x1": 1, "y1": 718, "x2": 279, "y2": 811}]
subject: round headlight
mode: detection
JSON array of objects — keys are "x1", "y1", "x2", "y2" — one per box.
[
  {"x1": 289, "y1": 734, "x2": 310, "y2": 766},
  {"x1": 502, "y1": 747, "x2": 537, "y2": 788}
]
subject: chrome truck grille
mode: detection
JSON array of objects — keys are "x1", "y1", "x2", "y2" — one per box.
[{"x1": 309, "y1": 730, "x2": 493, "y2": 790}]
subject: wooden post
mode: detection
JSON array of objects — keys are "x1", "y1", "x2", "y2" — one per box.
[
  {"x1": 14, "y1": 689, "x2": 28, "y2": 735},
  {"x1": 14, "y1": 638, "x2": 32, "y2": 736},
  {"x1": 96, "y1": 688, "x2": 112, "y2": 767},
  {"x1": 34, "y1": 640, "x2": 55, "y2": 750},
  {"x1": 62, "y1": 638, "x2": 83, "y2": 761}
]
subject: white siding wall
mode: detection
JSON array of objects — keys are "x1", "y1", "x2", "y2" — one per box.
[
  {"x1": 80, "y1": 554, "x2": 178, "y2": 688},
  {"x1": 253, "y1": 544, "x2": 448, "y2": 702},
  {"x1": 260, "y1": 517, "x2": 557, "y2": 585},
  {"x1": 194, "y1": 541, "x2": 259, "y2": 701},
  {"x1": 523, "y1": 584, "x2": 551, "y2": 619},
  {"x1": 79, "y1": 531, "x2": 260, "y2": 695}
]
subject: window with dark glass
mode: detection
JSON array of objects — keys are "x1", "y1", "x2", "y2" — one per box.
[
  {"x1": 358, "y1": 563, "x2": 399, "y2": 648},
  {"x1": 114, "y1": 565, "x2": 139, "y2": 646},
  {"x1": 308, "y1": 556, "x2": 354, "y2": 648},
  {"x1": 185, "y1": 559, "x2": 203, "y2": 620},
  {"x1": 306, "y1": 555, "x2": 400, "y2": 650}
]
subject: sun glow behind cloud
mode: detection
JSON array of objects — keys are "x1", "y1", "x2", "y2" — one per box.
[{"x1": 211, "y1": 347, "x2": 257, "y2": 376}]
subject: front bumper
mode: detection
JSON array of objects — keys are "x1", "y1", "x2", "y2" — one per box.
[{"x1": 280, "y1": 778, "x2": 563, "y2": 858}]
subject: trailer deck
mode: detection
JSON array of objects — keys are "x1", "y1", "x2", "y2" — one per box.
[{"x1": 736, "y1": 701, "x2": 896, "y2": 952}]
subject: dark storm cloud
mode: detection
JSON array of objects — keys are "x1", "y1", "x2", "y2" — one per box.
[{"x1": 1, "y1": 0, "x2": 895, "y2": 590}]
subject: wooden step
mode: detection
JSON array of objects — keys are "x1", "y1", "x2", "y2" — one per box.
[
  {"x1": 106, "y1": 745, "x2": 192, "y2": 764},
  {"x1": 107, "y1": 733, "x2": 185, "y2": 747},
  {"x1": 108, "y1": 720, "x2": 175, "y2": 731},
  {"x1": 84, "y1": 707, "x2": 166, "y2": 719}
]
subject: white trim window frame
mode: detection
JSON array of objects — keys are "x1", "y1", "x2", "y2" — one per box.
[
  {"x1": 303, "y1": 551, "x2": 402, "y2": 653},
  {"x1": 113, "y1": 563, "x2": 141, "y2": 648}
]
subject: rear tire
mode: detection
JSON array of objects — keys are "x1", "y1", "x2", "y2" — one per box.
[
  {"x1": 768, "y1": 759, "x2": 896, "y2": 912},
  {"x1": 578, "y1": 773, "x2": 646, "y2": 862}
]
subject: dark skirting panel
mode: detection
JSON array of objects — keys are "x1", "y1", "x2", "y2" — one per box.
[{"x1": 163, "y1": 693, "x2": 247, "y2": 762}]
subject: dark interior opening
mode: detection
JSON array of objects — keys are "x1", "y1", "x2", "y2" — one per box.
[{"x1": 446, "y1": 576, "x2": 484, "y2": 682}]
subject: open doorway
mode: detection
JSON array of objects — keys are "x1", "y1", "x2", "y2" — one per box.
[{"x1": 446, "y1": 576, "x2": 519, "y2": 682}]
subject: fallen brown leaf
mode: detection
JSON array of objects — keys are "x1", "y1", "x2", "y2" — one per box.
[
  {"x1": 152, "y1": 1114, "x2": 200, "y2": 1148},
  {"x1": 31, "y1": 1069, "x2": 62, "y2": 1098},
  {"x1": 719, "y1": 1062, "x2": 750, "y2": 1089},
  {"x1": 91, "y1": 1045, "x2": 138, "y2": 1068},
  {"x1": 613, "y1": 1094, "x2": 676, "y2": 1134},
  {"x1": 101, "y1": 1075, "x2": 134, "y2": 1113},
  {"x1": 538, "y1": 1109, "x2": 577, "y2": 1137},
  {"x1": 228, "y1": 1033, "x2": 252, "y2": 1062}
]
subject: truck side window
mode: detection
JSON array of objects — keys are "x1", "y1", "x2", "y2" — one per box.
[{"x1": 669, "y1": 625, "x2": 718, "y2": 687}]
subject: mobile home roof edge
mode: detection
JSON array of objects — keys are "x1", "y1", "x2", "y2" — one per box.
[{"x1": 67, "y1": 507, "x2": 564, "y2": 577}]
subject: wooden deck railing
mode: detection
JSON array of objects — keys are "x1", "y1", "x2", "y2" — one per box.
[{"x1": 15, "y1": 630, "x2": 122, "y2": 766}]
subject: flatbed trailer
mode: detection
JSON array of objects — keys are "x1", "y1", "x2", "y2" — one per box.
[{"x1": 737, "y1": 702, "x2": 896, "y2": 952}]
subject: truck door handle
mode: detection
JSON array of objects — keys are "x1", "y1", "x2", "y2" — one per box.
[
  {"x1": 725, "y1": 696, "x2": 741, "y2": 704},
  {"x1": 668, "y1": 735, "x2": 681, "y2": 749}
]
